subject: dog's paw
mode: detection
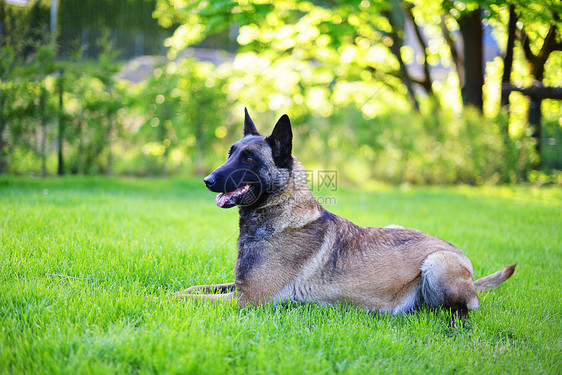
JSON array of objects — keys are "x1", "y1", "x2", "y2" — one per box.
[{"x1": 183, "y1": 285, "x2": 206, "y2": 294}]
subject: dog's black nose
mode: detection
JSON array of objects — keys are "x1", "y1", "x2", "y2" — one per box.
[{"x1": 204, "y1": 175, "x2": 216, "y2": 189}]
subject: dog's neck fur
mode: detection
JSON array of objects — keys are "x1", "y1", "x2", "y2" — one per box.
[{"x1": 238, "y1": 157, "x2": 323, "y2": 237}]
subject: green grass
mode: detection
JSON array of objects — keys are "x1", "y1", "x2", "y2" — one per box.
[{"x1": 1, "y1": 176, "x2": 561, "y2": 374}]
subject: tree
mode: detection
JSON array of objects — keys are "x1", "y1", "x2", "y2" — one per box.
[
  {"x1": 27, "y1": 44, "x2": 58, "y2": 176},
  {"x1": 90, "y1": 33, "x2": 122, "y2": 175},
  {"x1": 458, "y1": 8, "x2": 483, "y2": 110},
  {"x1": 381, "y1": 3, "x2": 420, "y2": 111},
  {"x1": 517, "y1": 12, "x2": 561, "y2": 167},
  {"x1": 57, "y1": 69, "x2": 65, "y2": 175},
  {"x1": 135, "y1": 58, "x2": 228, "y2": 176},
  {"x1": 152, "y1": 0, "x2": 489, "y2": 114},
  {"x1": 155, "y1": 0, "x2": 560, "y2": 171},
  {"x1": 0, "y1": 0, "x2": 53, "y2": 174},
  {"x1": 154, "y1": 0, "x2": 419, "y2": 117},
  {"x1": 0, "y1": 47, "x2": 16, "y2": 174}
]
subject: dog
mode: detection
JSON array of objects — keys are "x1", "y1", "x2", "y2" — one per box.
[{"x1": 178, "y1": 109, "x2": 517, "y2": 315}]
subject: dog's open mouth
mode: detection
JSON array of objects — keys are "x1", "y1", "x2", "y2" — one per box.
[{"x1": 216, "y1": 184, "x2": 253, "y2": 208}]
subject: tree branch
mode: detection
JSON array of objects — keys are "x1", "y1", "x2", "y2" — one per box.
[
  {"x1": 502, "y1": 84, "x2": 562, "y2": 100},
  {"x1": 536, "y1": 25, "x2": 558, "y2": 64},
  {"x1": 409, "y1": 77, "x2": 425, "y2": 86},
  {"x1": 517, "y1": 22, "x2": 560, "y2": 81},
  {"x1": 440, "y1": 15, "x2": 462, "y2": 83},
  {"x1": 517, "y1": 27, "x2": 537, "y2": 65},
  {"x1": 402, "y1": 2, "x2": 434, "y2": 96},
  {"x1": 381, "y1": 9, "x2": 420, "y2": 112}
]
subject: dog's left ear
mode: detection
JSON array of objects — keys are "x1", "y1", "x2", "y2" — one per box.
[
  {"x1": 266, "y1": 114, "x2": 293, "y2": 168},
  {"x1": 244, "y1": 107, "x2": 260, "y2": 136}
]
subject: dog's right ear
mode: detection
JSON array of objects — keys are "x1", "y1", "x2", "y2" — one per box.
[
  {"x1": 266, "y1": 114, "x2": 293, "y2": 168},
  {"x1": 244, "y1": 108, "x2": 260, "y2": 136}
]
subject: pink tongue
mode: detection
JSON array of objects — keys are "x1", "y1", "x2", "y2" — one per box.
[
  {"x1": 216, "y1": 186, "x2": 246, "y2": 207},
  {"x1": 216, "y1": 191, "x2": 235, "y2": 207}
]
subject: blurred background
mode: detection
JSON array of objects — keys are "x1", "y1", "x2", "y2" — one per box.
[{"x1": 0, "y1": 0, "x2": 560, "y2": 185}]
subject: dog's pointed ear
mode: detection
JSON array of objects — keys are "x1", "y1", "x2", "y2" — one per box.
[
  {"x1": 266, "y1": 114, "x2": 293, "y2": 168},
  {"x1": 243, "y1": 108, "x2": 260, "y2": 136}
]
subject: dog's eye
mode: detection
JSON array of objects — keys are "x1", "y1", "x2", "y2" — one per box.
[{"x1": 246, "y1": 157, "x2": 253, "y2": 163}]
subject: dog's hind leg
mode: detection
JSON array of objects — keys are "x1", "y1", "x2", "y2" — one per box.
[{"x1": 420, "y1": 251, "x2": 480, "y2": 316}]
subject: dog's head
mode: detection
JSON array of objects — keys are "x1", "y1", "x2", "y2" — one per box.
[{"x1": 204, "y1": 108, "x2": 293, "y2": 209}]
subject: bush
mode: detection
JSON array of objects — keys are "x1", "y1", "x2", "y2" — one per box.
[{"x1": 295, "y1": 106, "x2": 534, "y2": 185}]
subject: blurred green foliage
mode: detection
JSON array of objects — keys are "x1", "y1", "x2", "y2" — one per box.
[{"x1": 0, "y1": 0, "x2": 560, "y2": 184}]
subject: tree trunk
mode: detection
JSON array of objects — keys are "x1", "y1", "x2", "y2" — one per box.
[
  {"x1": 195, "y1": 120, "x2": 205, "y2": 177},
  {"x1": 75, "y1": 83, "x2": 85, "y2": 175},
  {"x1": 501, "y1": 5, "x2": 516, "y2": 108},
  {"x1": 0, "y1": 93, "x2": 6, "y2": 174},
  {"x1": 40, "y1": 84, "x2": 48, "y2": 177},
  {"x1": 529, "y1": 97, "x2": 542, "y2": 165},
  {"x1": 78, "y1": 110, "x2": 84, "y2": 175},
  {"x1": 160, "y1": 107, "x2": 169, "y2": 177},
  {"x1": 162, "y1": 147, "x2": 169, "y2": 177},
  {"x1": 500, "y1": 5, "x2": 517, "y2": 140},
  {"x1": 458, "y1": 9, "x2": 483, "y2": 111},
  {"x1": 57, "y1": 69, "x2": 64, "y2": 176},
  {"x1": 106, "y1": 114, "x2": 113, "y2": 176}
]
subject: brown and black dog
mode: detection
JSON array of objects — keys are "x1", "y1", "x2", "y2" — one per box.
[{"x1": 178, "y1": 109, "x2": 516, "y2": 315}]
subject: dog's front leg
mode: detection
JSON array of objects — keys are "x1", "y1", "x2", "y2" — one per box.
[
  {"x1": 176, "y1": 282, "x2": 236, "y2": 295},
  {"x1": 175, "y1": 291, "x2": 237, "y2": 303}
]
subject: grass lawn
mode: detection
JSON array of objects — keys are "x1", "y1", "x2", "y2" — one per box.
[{"x1": 1, "y1": 176, "x2": 560, "y2": 374}]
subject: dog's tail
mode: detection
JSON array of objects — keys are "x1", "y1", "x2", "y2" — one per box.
[{"x1": 473, "y1": 263, "x2": 517, "y2": 292}]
